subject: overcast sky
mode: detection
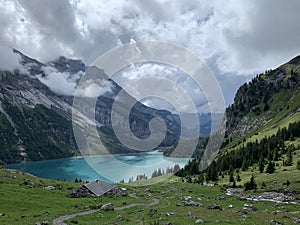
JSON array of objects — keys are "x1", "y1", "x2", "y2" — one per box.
[{"x1": 1, "y1": 0, "x2": 300, "y2": 109}]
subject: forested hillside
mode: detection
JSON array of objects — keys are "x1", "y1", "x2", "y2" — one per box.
[{"x1": 178, "y1": 55, "x2": 300, "y2": 183}]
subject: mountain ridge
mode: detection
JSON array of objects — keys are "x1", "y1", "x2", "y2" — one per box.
[{"x1": 0, "y1": 50, "x2": 182, "y2": 163}]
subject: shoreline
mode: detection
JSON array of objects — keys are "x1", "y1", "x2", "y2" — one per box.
[{"x1": 4, "y1": 149, "x2": 165, "y2": 166}]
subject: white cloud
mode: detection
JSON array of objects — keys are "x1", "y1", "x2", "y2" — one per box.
[
  {"x1": 206, "y1": 0, "x2": 300, "y2": 75},
  {"x1": 36, "y1": 65, "x2": 114, "y2": 97},
  {"x1": 1, "y1": 0, "x2": 300, "y2": 75},
  {"x1": 113, "y1": 63, "x2": 208, "y2": 113},
  {"x1": 76, "y1": 79, "x2": 114, "y2": 98},
  {"x1": 1, "y1": 0, "x2": 300, "y2": 105},
  {"x1": 0, "y1": 45, "x2": 20, "y2": 70},
  {"x1": 37, "y1": 66, "x2": 80, "y2": 96}
]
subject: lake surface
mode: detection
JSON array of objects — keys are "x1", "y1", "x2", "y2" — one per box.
[{"x1": 6, "y1": 151, "x2": 189, "y2": 183}]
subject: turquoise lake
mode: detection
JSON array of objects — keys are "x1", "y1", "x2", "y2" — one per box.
[{"x1": 6, "y1": 151, "x2": 189, "y2": 183}]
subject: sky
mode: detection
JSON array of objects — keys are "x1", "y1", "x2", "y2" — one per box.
[{"x1": 1, "y1": 0, "x2": 300, "y2": 111}]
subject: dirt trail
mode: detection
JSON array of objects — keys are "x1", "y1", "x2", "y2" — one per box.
[{"x1": 52, "y1": 198, "x2": 159, "y2": 225}]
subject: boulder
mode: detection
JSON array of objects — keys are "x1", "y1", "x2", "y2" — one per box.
[
  {"x1": 183, "y1": 196, "x2": 192, "y2": 201},
  {"x1": 166, "y1": 212, "x2": 175, "y2": 216},
  {"x1": 206, "y1": 204, "x2": 222, "y2": 210},
  {"x1": 144, "y1": 188, "x2": 152, "y2": 193},
  {"x1": 184, "y1": 201, "x2": 203, "y2": 207},
  {"x1": 292, "y1": 218, "x2": 300, "y2": 223},
  {"x1": 215, "y1": 196, "x2": 225, "y2": 200},
  {"x1": 149, "y1": 208, "x2": 157, "y2": 216},
  {"x1": 243, "y1": 204, "x2": 258, "y2": 212},
  {"x1": 270, "y1": 220, "x2": 282, "y2": 225},
  {"x1": 101, "y1": 203, "x2": 114, "y2": 211},
  {"x1": 44, "y1": 186, "x2": 55, "y2": 190}
]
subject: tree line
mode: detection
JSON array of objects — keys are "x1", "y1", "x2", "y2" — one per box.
[{"x1": 177, "y1": 120, "x2": 300, "y2": 182}]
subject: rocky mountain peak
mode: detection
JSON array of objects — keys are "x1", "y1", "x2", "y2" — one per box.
[{"x1": 50, "y1": 56, "x2": 86, "y2": 74}]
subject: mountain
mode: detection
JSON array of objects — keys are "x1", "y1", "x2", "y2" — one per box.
[
  {"x1": 225, "y1": 55, "x2": 300, "y2": 146},
  {"x1": 179, "y1": 54, "x2": 300, "y2": 179},
  {"x1": 0, "y1": 50, "x2": 181, "y2": 164}
]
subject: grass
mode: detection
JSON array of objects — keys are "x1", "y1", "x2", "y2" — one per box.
[
  {"x1": 69, "y1": 176, "x2": 300, "y2": 225},
  {"x1": 0, "y1": 162, "x2": 300, "y2": 225},
  {"x1": 1, "y1": 131, "x2": 300, "y2": 224},
  {"x1": 0, "y1": 169, "x2": 145, "y2": 225}
]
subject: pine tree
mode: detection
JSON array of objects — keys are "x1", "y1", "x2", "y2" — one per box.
[
  {"x1": 284, "y1": 147, "x2": 293, "y2": 166},
  {"x1": 259, "y1": 159, "x2": 265, "y2": 173},
  {"x1": 244, "y1": 175, "x2": 257, "y2": 191},
  {"x1": 229, "y1": 172, "x2": 235, "y2": 183},
  {"x1": 266, "y1": 161, "x2": 275, "y2": 174},
  {"x1": 242, "y1": 159, "x2": 248, "y2": 171},
  {"x1": 206, "y1": 162, "x2": 218, "y2": 181},
  {"x1": 157, "y1": 168, "x2": 162, "y2": 176}
]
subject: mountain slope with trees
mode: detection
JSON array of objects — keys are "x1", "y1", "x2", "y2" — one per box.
[{"x1": 178, "y1": 55, "x2": 300, "y2": 187}]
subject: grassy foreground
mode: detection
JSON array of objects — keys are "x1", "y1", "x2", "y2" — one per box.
[{"x1": 1, "y1": 168, "x2": 300, "y2": 225}]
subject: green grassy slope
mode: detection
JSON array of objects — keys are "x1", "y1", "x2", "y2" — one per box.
[{"x1": 1, "y1": 168, "x2": 300, "y2": 225}]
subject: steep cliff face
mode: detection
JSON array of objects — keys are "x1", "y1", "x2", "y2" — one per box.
[
  {"x1": 225, "y1": 55, "x2": 300, "y2": 140},
  {"x1": 0, "y1": 50, "x2": 180, "y2": 163}
]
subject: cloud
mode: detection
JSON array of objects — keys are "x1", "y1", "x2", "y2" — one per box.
[
  {"x1": 0, "y1": 45, "x2": 20, "y2": 70},
  {"x1": 37, "y1": 65, "x2": 114, "y2": 97},
  {"x1": 0, "y1": 0, "x2": 75, "y2": 62},
  {"x1": 113, "y1": 63, "x2": 208, "y2": 113},
  {"x1": 18, "y1": 0, "x2": 78, "y2": 43},
  {"x1": 2, "y1": 0, "x2": 300, "y2": 75},
  {"x1": 37, "y1": 66, "x2": 80, "y2": 96},
  {"x1": 75, "y1": 79, "x2": 114, "y2": 98},
  {"x1": 207, "y1": 0, "x2": 300, "y2": 75},
  {"x1": 1, "y1": 0, "x2": 300, "y2": 105}
]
